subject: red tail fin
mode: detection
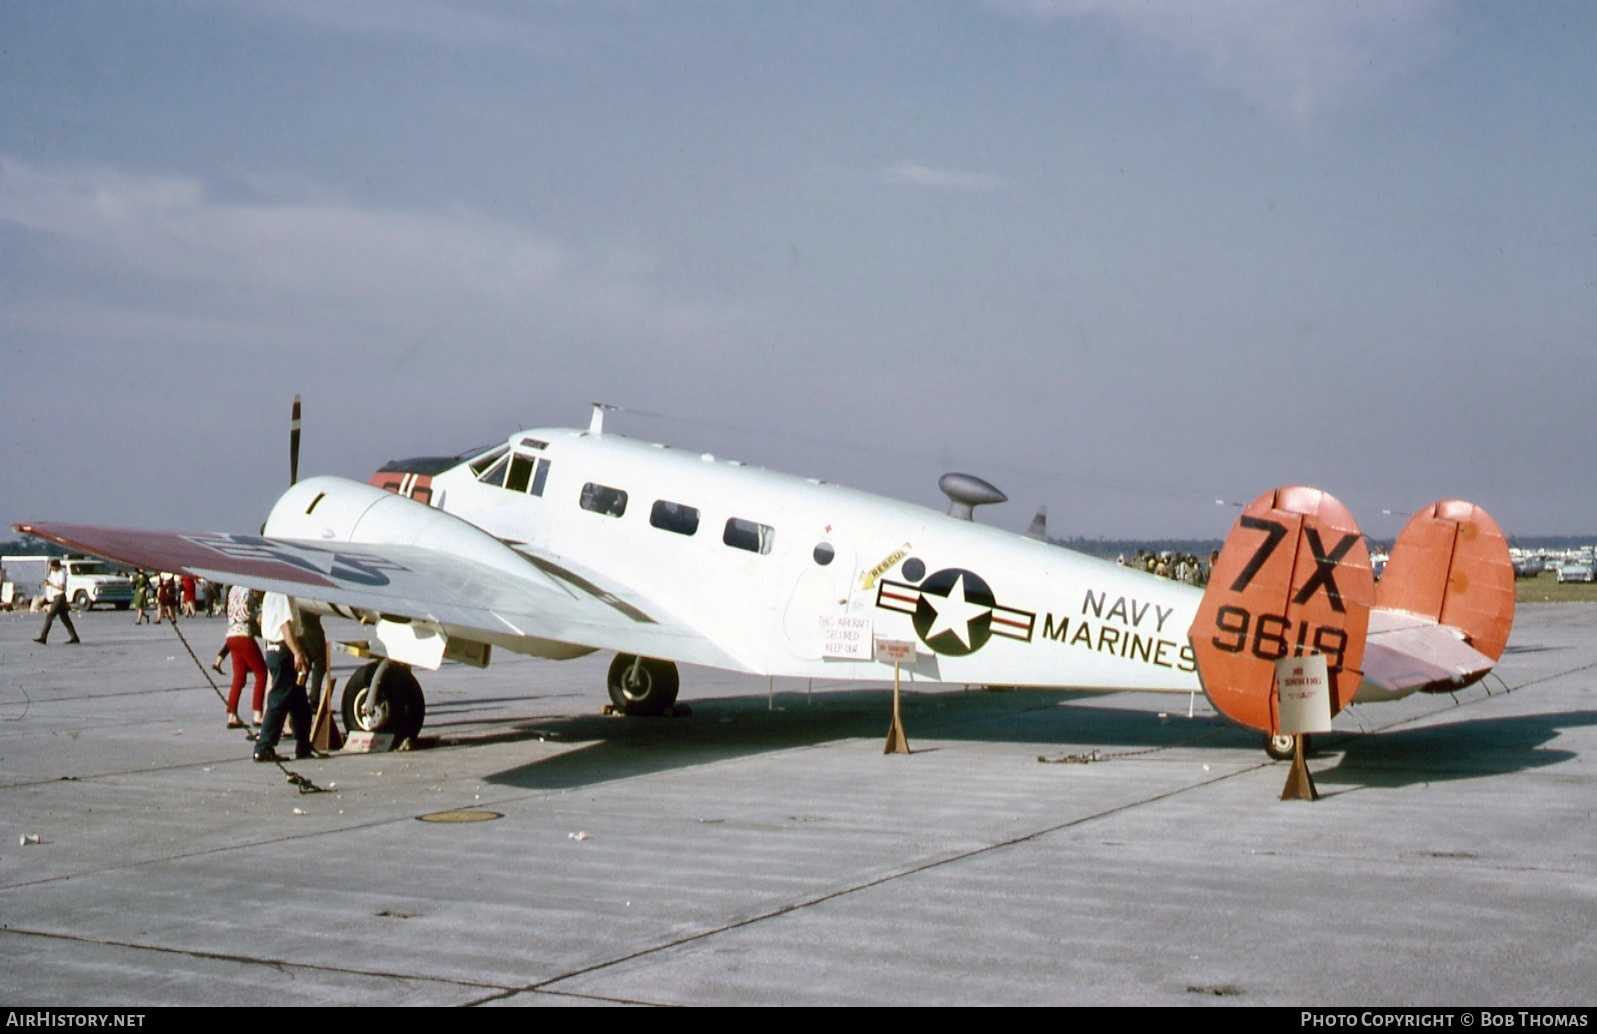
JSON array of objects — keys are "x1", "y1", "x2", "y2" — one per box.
[
  {"x1": 1190, "y1": 487, "x2": 1375, "y2": 735},
  {"x1": 1376, "y1": 501, "x2": 1514, "y2": 664}
]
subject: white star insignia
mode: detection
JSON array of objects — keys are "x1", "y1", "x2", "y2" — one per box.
[{"x1": 922, "y1": 573, "x2": 990, "y2": 649}]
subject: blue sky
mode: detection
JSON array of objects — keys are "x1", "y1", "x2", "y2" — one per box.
[{"x1": 3, "y1": 1, "x2": 1594, "y2": 539}]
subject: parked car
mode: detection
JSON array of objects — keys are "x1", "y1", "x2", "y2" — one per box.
[{"x1": 1556, "y1": 558, "x2": 1595, "y2": 584}]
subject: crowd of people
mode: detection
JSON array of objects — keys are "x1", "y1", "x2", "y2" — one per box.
[
  {"x1": 1116, "y1": 548, "x2": 1219, "y2": 587},
  {"x1": 127, "y1": 570, "x2": 224, "y2": 625}
]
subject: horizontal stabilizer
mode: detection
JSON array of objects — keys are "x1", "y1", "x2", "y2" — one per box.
[{"x1": 1360, "y1": 609, "x2": 1496, "y2": 695}]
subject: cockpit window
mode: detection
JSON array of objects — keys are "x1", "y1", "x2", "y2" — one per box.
[
  {"x1": 580, "y1": 482, "x2": 628, "y2": 517},
  {"x1": 650, "y1": 500, "x2": 700, "y2": 536},
  {"x1": 476, "y1": 454, "x2": 510, "y2": 487},
  {"x1": 506, "y1": 454, "x2": 536, "y2": 493},
  {"x1": 479, "y1": 450, "x2": 551, "y2": 497},
  {"x1": 724, "y1": 517, "x2": 774, "y2": 555},
  {"x1": 468, "y1": 445, "x2": 509, "y2": 476}
]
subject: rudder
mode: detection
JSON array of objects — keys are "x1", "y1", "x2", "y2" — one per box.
[
  {"x1": 1376, "y1": 500, "x2": 1514, "y2": 669},
  {"x1": 1190, "y1": 487, "x2": 1375, "y2": 735}
]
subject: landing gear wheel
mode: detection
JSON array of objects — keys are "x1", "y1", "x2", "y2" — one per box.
[
  {"x1": 607, "y1": 654, "x2": 680, "y2": 716},
  {"x1": 341, "y1": 660, "x2": 426, "y2": 744},
  {"x1": 1264, "y1": 732, "x2": 1310, "y2": 761}
]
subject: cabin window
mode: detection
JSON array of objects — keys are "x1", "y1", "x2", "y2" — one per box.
[
  {"x1": 580, "y1": 482, "x2": 628, "y2": 518},
  {"x1": 506, "y1": 454, "x2": 536, "y2": 493},
  {"x1": 530, "y1": 458, "x2": 550, "y2": 497},
  {"x1": 469, "y1": 446, "x2": 509, "y2": 476},
  {"x1": 519, "y1": 437, "x2": 548, "y2": 451},
  {"x1": 477, "y1": 454, "x2": 510, "y2": 488},
  {"x1": 650, "y1": 499, "x2": 700, "y2": 536},
  {"x1": 812, "y1": 542, "x2": 834, "y2": 566},
  {"x1": 724, "y1": 517, "x2": 774, "y2": 555}
]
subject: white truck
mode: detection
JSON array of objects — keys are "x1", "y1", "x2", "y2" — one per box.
[
  {"x1": 63, "y1": 557, "x2": 136, "y2": 610},
  {"x1": 0, "y1": 555, "x2": 134, "y2": 611}
]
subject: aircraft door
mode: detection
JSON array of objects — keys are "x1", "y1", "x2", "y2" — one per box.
[{"x1": 781, "y1": 529, "x2": 859, "y2": 659}]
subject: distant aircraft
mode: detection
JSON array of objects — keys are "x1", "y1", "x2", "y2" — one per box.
[{"x1": 18, "y1": 403, "x2": 1514, "y2": 758}]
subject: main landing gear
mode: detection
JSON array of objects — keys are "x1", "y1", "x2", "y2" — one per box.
[
  {"x1": 341, "y1": 659, "x2": 426, "y2": 743},
  {"x1": 332, "y1": 653, "x2": 682, "y2": 747},
  {"x1": 606, "y1": 654, "x2": 680, "y2": 716}
]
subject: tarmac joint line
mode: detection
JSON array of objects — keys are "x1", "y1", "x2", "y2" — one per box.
[{"x1": 463, "y1": 760, "x2": 1271, "y2": 1006}]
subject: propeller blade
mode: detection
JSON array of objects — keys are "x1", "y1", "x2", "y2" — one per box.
[
  {"x1": 290, "y1": 394, "x2": 302, "y2": 486},
  {"x1": 1025, "y1": 505, "x2": 1048, "y2": 541}
]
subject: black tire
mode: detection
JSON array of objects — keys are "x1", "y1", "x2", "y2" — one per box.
[
  {"x1": 606, "y1": 654, "x2": 680, "y2": 716},
  {"x1": 72, "y1": 591, "x2": 93, "y2": 612},
  {"x1": 340, "y1": 661, "x2": 425, "y2": 743},
  {"x1": 1264, "y1": 732, "x2": 1311, "y2": 761}
]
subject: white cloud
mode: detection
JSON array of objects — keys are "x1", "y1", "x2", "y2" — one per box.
[
  {"x1": 877, "y1": 163, "x2": 1007, "y2": 191},
  {"x1": 999, "y1": 0, "x2": 1455, "y2": 126},
  {"x1": 0, "y1": 155, "x2": 751, "y2": 356}
]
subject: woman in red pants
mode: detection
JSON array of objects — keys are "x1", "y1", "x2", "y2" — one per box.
[{"x1": 223, "y1": 585, "x2": 267, "y2": 728}]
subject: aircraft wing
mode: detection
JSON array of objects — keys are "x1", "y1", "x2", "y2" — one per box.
[
  {"x1": 1360, "y1": 608, "x2": 1497, "y2": 694},
  {"x1": 14, "y1": 521, "x2": 752, "y2": 672}
]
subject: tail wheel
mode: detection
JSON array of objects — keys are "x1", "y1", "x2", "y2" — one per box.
[
  {"x1": 1264, "y1": 732, "x2": 1311, "y2": 761},
  {"x1": 607, "y1": 654, "x2": 680, "y2": 716},
  {"x1": 340, "y1": 661, "x2": 425, "y2": 743}
]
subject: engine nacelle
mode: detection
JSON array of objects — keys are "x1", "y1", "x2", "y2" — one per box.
[
  {"x1": 266, "y1": 476, "x2": 525, "y2": 575},
  {"x1": 264, "y1": 476, "x2": 591, "y2": 662}
]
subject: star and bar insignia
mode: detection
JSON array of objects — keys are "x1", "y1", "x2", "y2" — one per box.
[{"x1": 876, "y1": 566, "x2": 1035, "y2": 657}]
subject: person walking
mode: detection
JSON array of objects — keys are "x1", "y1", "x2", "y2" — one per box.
[
  {"x1": 154, "y1": 574, "x2": 178, "y2": 624},
  {"x1": 33, "y1": 559, "x2": 81, "y2": 645}
]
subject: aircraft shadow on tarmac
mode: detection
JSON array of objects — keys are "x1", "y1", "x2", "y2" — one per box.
[
  {"x1": 469, "y1": 687, "x2": 1251, "y2": 791},
  {"x1": 451, "y1": 685, "x2": 1597, "y2": 791},
  {"x1": 1313, "y1": 709, "x2": 1597, "y2": 788}
]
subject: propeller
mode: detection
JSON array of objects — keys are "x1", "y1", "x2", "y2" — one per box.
[{"x1": 290, "y1": 394, "x2": 301, "y2": 486}]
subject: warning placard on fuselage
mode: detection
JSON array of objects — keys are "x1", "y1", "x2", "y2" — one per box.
[{"x1": 820, "y1": 615, "x2": 873, "y2": 659}]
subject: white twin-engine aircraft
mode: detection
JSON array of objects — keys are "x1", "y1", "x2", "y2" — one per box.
[{"x1": 19, "y1": 405, "x2": 1515, "y2": 758}]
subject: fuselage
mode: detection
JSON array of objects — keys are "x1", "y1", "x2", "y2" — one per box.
[{"x1": 353, "y1": 426, "x2": 1205, "y2": 692}]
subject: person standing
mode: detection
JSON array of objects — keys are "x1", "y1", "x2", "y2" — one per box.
[
  {"x1": 253, "y1": 591, "x2": 315, "y2": 763},
  {"x1": 33, "y1": 559, "x2": 81, "y2": 645},
  {"x1": 298, "y1": 610, "x2": 330, "y2": 709},
  {"x1": 130, "y1": 569, "x2": 151, "y2": 625},
  {"x1": 221, "y1": 586, "x2": 268, "y2": 730}
]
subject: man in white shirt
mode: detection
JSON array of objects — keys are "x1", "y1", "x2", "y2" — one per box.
[
  {"x1": 33, "y1": 559, "x2": 81, "y2": 645},
  {"x1": 254, "y1": 591, "x2": 317, "y2": 762}
]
